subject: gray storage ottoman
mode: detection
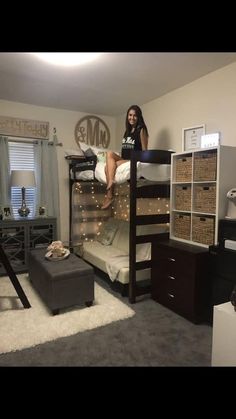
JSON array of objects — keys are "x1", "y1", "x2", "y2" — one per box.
[{"x1": 28, "y1": 248, "x2": 94, "y2": 315}]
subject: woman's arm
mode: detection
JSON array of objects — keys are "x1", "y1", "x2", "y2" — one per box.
[{"x1": 140, "y1": 127, "x2": 148, "y2": 150}]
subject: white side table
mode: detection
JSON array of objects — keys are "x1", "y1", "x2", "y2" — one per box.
[{"x1": 212, "y1": 301, "x2": 236, "y2": 366}]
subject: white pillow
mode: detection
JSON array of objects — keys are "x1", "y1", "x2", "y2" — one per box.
[
  {"x1": 75, "y1": 171, "x2": 94, "y2": 181},
  {"x1": 95, "y1": 161, "x2": 142, "y2": 184}
]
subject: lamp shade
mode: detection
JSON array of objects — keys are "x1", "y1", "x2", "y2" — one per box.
[{"x1": 10, "y1": 170, "x2": 36, "y2": 188}]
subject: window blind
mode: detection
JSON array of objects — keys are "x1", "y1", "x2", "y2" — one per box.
[{"x1": 8, "y1": 140, "x2": 36, "y2": 218}]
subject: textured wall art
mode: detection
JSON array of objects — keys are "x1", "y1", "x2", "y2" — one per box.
[{"x1": 74, "y1": 115, "x2": 110, "y2": 149}]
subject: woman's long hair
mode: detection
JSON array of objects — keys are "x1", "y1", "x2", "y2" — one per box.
[{"x1": 124, "y1": 105, "x2": 149, "y2": 137}]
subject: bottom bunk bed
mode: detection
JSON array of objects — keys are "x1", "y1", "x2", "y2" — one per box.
[{"x1": 69, "y1": 149, "x2": 172, "y2": 303}]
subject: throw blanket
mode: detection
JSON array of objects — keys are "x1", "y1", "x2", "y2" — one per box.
[
  {"x1": 106, "y1": 255, "x2": 129, "y2": 282},
  {"x1": 106, "y1": 254, "x2": 151, "y2": 282}
]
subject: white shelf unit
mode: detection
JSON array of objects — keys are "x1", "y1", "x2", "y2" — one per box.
[{"x1": 170, "y1": 146, "x2": 236, "y2": 247}]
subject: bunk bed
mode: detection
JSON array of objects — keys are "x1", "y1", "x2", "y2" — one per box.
[
  {"x1": 67, "y1": 149, "x2": 172, "y2": 303},
  {"x1": 128, "y1": 150, "x2": 171, "y2": 303}
]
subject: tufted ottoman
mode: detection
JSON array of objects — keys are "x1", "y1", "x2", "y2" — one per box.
[{"x1": 28, "y1": 248, "x2": 94, "y2": 315}]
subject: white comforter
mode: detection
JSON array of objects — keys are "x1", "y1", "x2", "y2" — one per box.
[{"x1": 72, "y1": 161, "x2": 170, "y2": 183}]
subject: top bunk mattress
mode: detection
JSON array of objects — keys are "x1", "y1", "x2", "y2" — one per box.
[{"x1": 70, "y1": 161, "x2": 170, "y2": 183}]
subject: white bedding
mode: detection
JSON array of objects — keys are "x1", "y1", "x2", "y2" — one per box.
[
  {"x1": 72, "y1": 161, "x2": 170, "y2": 184},
  {"x1": 95, "y1": 161, "x2": 170, "y2": 183},
  {"x1": 71, "y1": 170, "x2": 95, "y2": 181},
  {"x1": 71, "y1": 161, "x2": 170, "y2": 183}
]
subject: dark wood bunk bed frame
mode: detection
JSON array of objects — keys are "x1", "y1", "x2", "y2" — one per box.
[
  {"x1": 68, "y1": 149, "x2": 172, "y2": 304},
  {"x1": 129, "y1": 150, "x2": 171, "y2": 303}
]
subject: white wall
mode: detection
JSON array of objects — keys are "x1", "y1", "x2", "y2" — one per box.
[
  {"x1": 116, "y1": 62, "x2": 236, "y2": 152},
  {"x1": 0, "y1": 100, "x2": 116, "y2": 242}
]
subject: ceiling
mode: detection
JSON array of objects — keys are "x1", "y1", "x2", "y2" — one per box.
[{"x1": 1, "y1": 52, "x2": 236, "y2": 117}]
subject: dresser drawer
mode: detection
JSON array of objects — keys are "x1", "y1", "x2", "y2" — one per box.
[
  {"x1": 152, "y1": 246, "x2": 196, "y2": 276},
  {"x1": 152, "y1": 272, "x2": 195, "y2": 310},
  {"x1": 153, "y1": 284, "x2": 195, "y2": 321}
]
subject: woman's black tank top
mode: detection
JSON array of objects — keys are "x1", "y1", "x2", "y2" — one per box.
[{"x1": 121, "y1": 128, "x2": 142, "y2": 160}]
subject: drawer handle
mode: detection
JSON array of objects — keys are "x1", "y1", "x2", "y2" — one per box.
[
  {"x1": 168, "y1": 275, "x2": 175, "y2": 280},
  {"x1": 168, "y1": 257, "x2": 176, "y2": 262},
  {"x1": 168, "y1": 293, "x2": 175, "y2": 298}
]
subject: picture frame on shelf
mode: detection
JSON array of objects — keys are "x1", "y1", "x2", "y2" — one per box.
[
  {"x1": 182, "y1": 125, "x2": 205, "y2": 152},
  {"x1": 3, "y1": 207, "x2": 12, "y2": 219}
]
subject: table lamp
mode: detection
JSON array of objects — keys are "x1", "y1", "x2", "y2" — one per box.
[{"x1": 10, "y1": 170, "x2": 36, "y2": 217}]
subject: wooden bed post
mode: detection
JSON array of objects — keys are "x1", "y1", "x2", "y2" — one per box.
[{"x1": 129, "y1": 151, "x2": 138, "y2": 303}]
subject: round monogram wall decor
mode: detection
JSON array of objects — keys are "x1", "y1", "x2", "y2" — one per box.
[{"x1": 75, "y1": 115, "x2": 110, "y2": 149}]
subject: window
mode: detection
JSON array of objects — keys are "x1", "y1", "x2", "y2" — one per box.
[{"x1": 8, "y1": 139, "x2": 36, "y2": 218}]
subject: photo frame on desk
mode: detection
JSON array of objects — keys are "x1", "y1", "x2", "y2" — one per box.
[{"x1": 182, "y1": 125, "x2": 205, "y2": 151}]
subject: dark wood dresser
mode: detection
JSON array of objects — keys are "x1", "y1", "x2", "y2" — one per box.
[{"x1": 151, "y1": 240, "x2": 210, "y2": 324}]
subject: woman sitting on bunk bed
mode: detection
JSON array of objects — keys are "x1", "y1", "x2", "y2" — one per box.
[{"x1": 101, "y1": 104, "x2": 149, "y2": 209}]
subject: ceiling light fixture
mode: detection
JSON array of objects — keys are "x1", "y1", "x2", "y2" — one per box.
[{"x1": 31, "y1": 53, "x2": 103, "y2": 67}]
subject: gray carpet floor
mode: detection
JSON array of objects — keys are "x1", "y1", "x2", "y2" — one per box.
[{"x1": 0, "y1": 273, "x2": 212, "y2": 366}]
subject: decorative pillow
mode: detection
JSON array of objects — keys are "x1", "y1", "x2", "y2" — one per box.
[
  {"x1": 97, "y1": 224, "x2": 118, "y2": 246},
  {"x1": 64, "y1": 148, "x2": 85, "y2": 157},
  {"x1": 84, "y1": 147, "x2": 96, "y2": 158},
  {"x1": 79, "y1": 143, "x2": 119, "y2": 157},
  {"x1": 97, "y1": 151, "x2": 107, "y2": 163}
]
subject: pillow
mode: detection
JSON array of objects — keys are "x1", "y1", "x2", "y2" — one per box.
[
  {"x1": 84, "y1": 147, "x2": 96, "y2": 158},
  {"x1": 79, "y1": 142, "x2": 119, "y2": 156},
  {"x1": 64, "y1": 148, "x2": 85, "y2": 157},
  {"x1": 95, "y1": 161, "x2": 141, "y2": 184},
  {"x1": 97, "y1": 151, "x2": 107, "y2": 163},
  {"x1": 74, "y1": 170, "x2": 94, "y2": 181},
  {"x1": 97, "y1": 224, "x2": 118, "y2": 246},
  {"x1": 79, "y1": 143, "x2": 105, "y2": 156}
]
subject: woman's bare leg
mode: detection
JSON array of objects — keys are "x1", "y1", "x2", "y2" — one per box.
[
  {"x1": 101, "y1": 152, "x2": 126, "y2": 209},
  {"x1": 106, "y1": 151, "x2": 120, "y2": 190}
]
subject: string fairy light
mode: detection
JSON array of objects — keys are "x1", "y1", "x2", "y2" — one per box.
[{"x1": 72, "y1": 180, "x2": 170, "y2": 243}]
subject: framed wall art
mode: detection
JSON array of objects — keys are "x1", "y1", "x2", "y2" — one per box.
[{"x1": 182, "y1": 125, "x2": 205, "y2": 152}]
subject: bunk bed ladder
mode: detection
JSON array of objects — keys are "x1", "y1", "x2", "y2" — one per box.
[{"x1": 129, "y1": 150, "x2": 171, "y2": 304}]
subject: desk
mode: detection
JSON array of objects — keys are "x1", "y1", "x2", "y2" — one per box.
[{"x1": 211, "y1": 301, "x2": 236, "y2": 366}]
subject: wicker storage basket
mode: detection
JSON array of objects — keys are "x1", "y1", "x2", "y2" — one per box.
[
  {"x1": 194, "y1": 151, "x2": 217, "y2": 181},
  {"x1": 173, "y1": 213, "x2": 191, "y2": 240},
  {"x1": 175, "y1": 185, "x2": 191, "y2": 211},
  {"x1": 192, "y1": 215, "x2": 215, "y2": 245},
  {"x1": 194, "y1": 185, "x2": 216, "y2": 213},
  {"x1": 175, "y1": 156, "x2": 192, "y2": 182}
]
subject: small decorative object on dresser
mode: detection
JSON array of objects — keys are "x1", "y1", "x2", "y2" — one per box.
[
  {"x1": 3, "y1": 207, "x2": 11, "y2": 219},
  {"x1": 39, "y1": 206, "x2": 46, "y2": 217}
]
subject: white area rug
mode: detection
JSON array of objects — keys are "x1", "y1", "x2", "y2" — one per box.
[{"x1": 0, "y1": 274, "x2": 135, "y2": 354}]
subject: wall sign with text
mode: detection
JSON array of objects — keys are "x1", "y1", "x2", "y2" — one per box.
[
  {"x1": 75, "y1": 115, "x2": 110, "y2": 149},
  {"x1": 0, "y1": 116, "x2": 49, "y2": 139}
]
